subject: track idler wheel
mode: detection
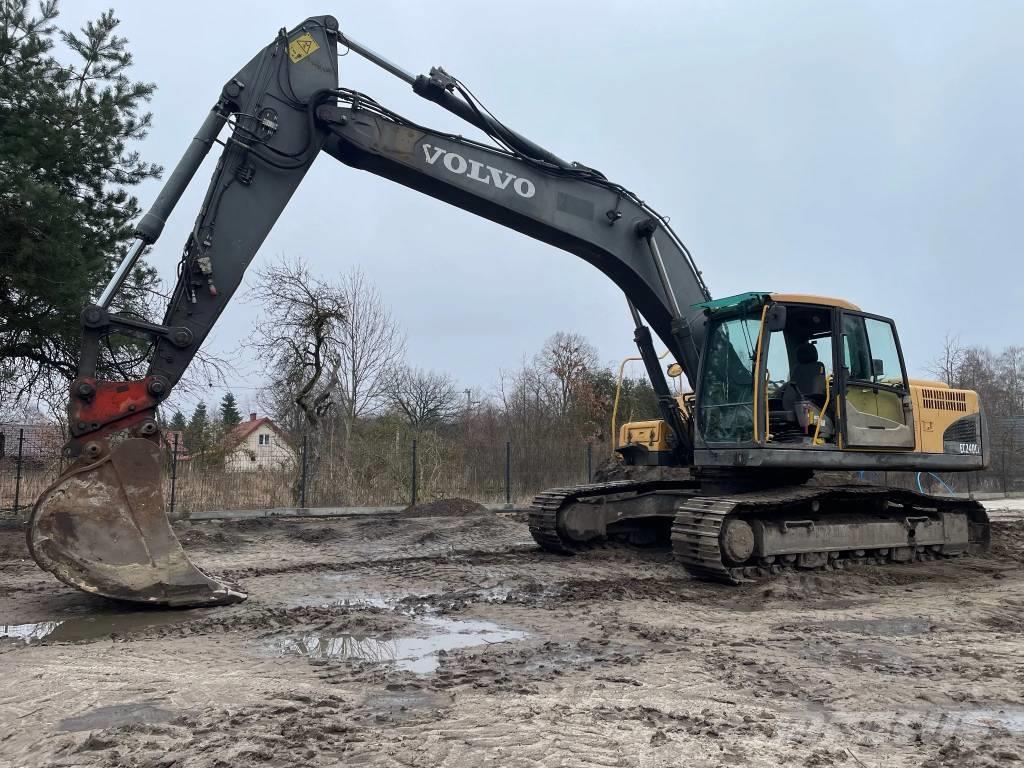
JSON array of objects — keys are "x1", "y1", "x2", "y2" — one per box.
[{"x1": 27, "y1": 437, "x2": 245, "y2": 607}]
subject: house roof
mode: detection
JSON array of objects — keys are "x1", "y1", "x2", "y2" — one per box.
[
  {"x1": 223, "y1": 417, "x2": 293, "y2": 451},
  {"x1": 163, "y1": 430, "x2": 190, "y2": 460}
]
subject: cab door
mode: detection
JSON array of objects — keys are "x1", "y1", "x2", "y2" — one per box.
[{"x1": 838, "y1": 312, "x2": 915, "y2": 449}]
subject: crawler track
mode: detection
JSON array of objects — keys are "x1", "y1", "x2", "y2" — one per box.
[
  {"x1": 672, "y1": 485, "x2": 990, "y2": 583},
  {"x1": 530, "y1": 480, "x2": 991, "y2": 583},
  {"x1": 528, "y1": 480, "x2": 683, "y2": 554}
]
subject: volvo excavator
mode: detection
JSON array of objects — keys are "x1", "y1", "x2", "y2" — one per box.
[{"x1": 28, "y1": 16, "x2": 991, "y2": 607}]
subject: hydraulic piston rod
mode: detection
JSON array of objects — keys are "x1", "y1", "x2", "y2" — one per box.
[{"x1": 97, "y1": 104, "x2": 229, "y2": 308}]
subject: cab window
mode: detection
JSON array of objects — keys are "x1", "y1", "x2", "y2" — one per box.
[
  {"x1": 764, "y1": 330, "x2": 791, "y2": 391},
  {"x1": 865, "y1": 318, "x2": 902, "y2": 384},
  {"x1": 842, "y1": 314, "x2": 903, "y2": 386},
  {"x1": 698, "y1": 314, "x2": 760, "y2": 443}
]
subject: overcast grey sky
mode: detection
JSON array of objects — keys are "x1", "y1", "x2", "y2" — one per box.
[{"x1": 62, "y1": 1, "x2": 1023, "y2": 415}]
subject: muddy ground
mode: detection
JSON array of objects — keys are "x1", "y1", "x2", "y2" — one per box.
[{"x1": 2, "y1": 503, "x2": 1023, "y2": 768}]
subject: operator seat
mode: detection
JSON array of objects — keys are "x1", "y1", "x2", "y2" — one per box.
[
  {"x1": 779, "y1": 342, "x2": 827, "y2": 417},
  {"x1": 775, "y1": 341, "x2": 832, "y2": 440},
  {"x1": 791, "y1": 342, "x2": 826, "y2": 403}
]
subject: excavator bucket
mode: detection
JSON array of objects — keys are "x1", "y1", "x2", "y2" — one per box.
[{"x1": 27, "y1": 438, "x2": 245, "y2": 607}]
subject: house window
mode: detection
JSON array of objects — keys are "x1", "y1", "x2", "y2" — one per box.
[{"x1": 259, "y1": 434, "x2": 271, "y2": 446}]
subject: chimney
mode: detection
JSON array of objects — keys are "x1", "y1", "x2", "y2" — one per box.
[{"x1": 249, "y1": 412, "x2": 257, "y2": 422}]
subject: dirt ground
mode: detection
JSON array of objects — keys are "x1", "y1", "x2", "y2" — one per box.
[{"x1": 2, "y1": 502, "x2": 1023, "y2": 768}]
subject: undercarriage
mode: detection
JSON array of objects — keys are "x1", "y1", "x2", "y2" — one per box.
[{"x1": 528, "y1": 477, "x2": 991, "y2": 583}]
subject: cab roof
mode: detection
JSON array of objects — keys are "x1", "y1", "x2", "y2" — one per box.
[
  {"x1": 769, "y1": 293, "x2": 861, "y2": 311},
  {"x1": 693, "y1": 292, "x2": 861, "y2": 312}
]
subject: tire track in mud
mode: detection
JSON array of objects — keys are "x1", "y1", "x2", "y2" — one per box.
[
  {"x1": 217, "y1": 545, "x2": 541, "y2": 581},
  {"x1": 365, "y1": 715, "x2": 631, "y2": 768}
]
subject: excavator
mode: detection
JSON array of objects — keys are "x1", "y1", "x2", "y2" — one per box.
[{"x1": 28, "y1": 16, "x2": 991, "y2": 607}]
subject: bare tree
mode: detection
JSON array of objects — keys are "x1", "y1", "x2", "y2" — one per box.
[
  {"x1": 336, "y1": 267, "x2": 406, "y2": 440},
  {"x1": 958, "y1": 347, "x2": 998, "y2": 402},
  {"x1": 248, "y1": 256, "x2": 347, "y2": 430},
  {"x1": 497, "y1": 358, "x2": 556, "y2": 432},
  {"x1": 927, "y1": 334, "x2": 966, "y2": 387},
  {"x1": 997, "y1": 346, "x2": 1024, "y2": 415},
  {"x1": 386, "y1": 366, "x2": 461, "y2": 431},
  {"x1": 537, "y1": 331, "x2": 599, "y2": 416}
]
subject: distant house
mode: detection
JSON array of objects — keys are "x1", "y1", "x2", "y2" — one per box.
[
  {"x1": 0, "y1": 422, "x2": 63, "y2": 461},
  {"x1": 223, "y1": 413, "x2": 297, "y2": 472}
]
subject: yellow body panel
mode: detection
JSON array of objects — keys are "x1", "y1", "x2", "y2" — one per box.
[
  {"x1": 910, "y1": 383, "x2": 981, "y2": 454},
  {"x1": 909, "y1": 378, "x2": 950, "y2": 389},
  {"x1": 618, "y1": 419, "x2": 672, "y2": 453}
]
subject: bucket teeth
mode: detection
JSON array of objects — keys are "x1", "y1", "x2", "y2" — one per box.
[{"x1": 27, "y1": 438, "x2": 246, "y2": 607}]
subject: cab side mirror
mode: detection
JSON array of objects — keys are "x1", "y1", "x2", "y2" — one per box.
[
  {"x1": 765, "y1": 304, "x2": 787, "y2": 332},
  {"x1": 666, "y1": 363, "x2": 683, "y2": 378},
  {"x1": 872, "y1": 358, "x2": 884, "y2": 377}
]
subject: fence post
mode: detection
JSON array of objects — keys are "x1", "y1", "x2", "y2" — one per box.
[
  {"x1": 300, "y1": 434, "x2": 308, "y2": 508},
  {"x1": 169, "y1": 433, "x2": 179, "y2": 519},
  {"x1": 1003, "y1": 447, "x2": 1009, "y2": 498},
  {"x1": 13, "y1": 428, "x2": 24, "y2": 517},
  {"x1": 586, "y1": 442, "x2": 593, "y2": 483},
  {"x1": 411, "y1": 438, "x2": 418, "y2": 507},
  {"x1": 505, "y1": 441, "x2": 511, "y2": 509}
]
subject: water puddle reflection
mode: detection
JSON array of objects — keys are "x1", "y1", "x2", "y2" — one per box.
[
  {"x1": 277, "y1": 617, "x2": 526, "y2": 674},
  {"x1": 1, "y1": 609, "x2": 203, "y2": 644}
]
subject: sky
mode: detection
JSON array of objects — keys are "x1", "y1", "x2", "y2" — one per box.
[{"x1": 60, "y1": 1, "x2": 1024, "y2": 417}]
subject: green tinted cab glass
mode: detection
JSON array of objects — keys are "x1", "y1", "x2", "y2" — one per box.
[{"x1": 698, "y1": 314, "x2": 760, "y2": 443}]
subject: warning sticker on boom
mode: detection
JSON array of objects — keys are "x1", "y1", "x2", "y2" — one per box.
[{"x1": 288, "y1": 33, "x2": 320, "y2": 63}]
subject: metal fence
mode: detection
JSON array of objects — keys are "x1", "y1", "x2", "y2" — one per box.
[
  {"x1": 2, "y1": 423, "x2": 1021, "y2": 523},
  {"x1": 0, "y1": 427, "x2": 599, "y2": 521},
  {"x1": 0, "y1": 427, "x2": 66, "y2": 521}
]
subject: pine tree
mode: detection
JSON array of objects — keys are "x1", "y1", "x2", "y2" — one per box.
[
  {"x1": 0, "y1": 2, "x2": 162, "y2": 406},
  {"x1": 169, "y1": 410, "x2": 187, "y2": 432},
  {"x1": 187, "y1": 402, "x2": 209, "y2": 457},
  {"x1": 219, "y1": 392, "x2": 242, "y2": 428}
]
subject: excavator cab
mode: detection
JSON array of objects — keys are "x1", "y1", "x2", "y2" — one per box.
[{"x1": 690, "y1": 292, "x2": 987, "y2": 471}]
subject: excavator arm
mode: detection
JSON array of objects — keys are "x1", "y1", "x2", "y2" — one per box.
[{"x1": 29, "y1": 15, "x2": 712, "y2": 606}]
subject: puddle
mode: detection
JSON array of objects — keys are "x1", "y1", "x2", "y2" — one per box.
[
  {"x1": 1, "y1": 621, "x2": 64, "y2": 643},
  {"x1": 287, "y1": 574, "x2": 431, "y2": 611},
  {"x1": 59, "y1": 703, "x2": 176, "y2": 732},
  {"x1": 1, "y1": 609, "x2": 205, "y2": 644},
  {"x1": 821, "y1": 618, "x2": 934, "y2": 636},
  {"x1": 362, "y1": 688, "x2": 454, "y2": 721},
  {"x1": 960, "y1": 708, "x2": 1024, "y2": 733},
  {"x1": 292, "y1": 573, "x2": 547, "y2": 612},
  {"x1": 277, "y1": 617, "x2": 526, "y2": 674}
]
